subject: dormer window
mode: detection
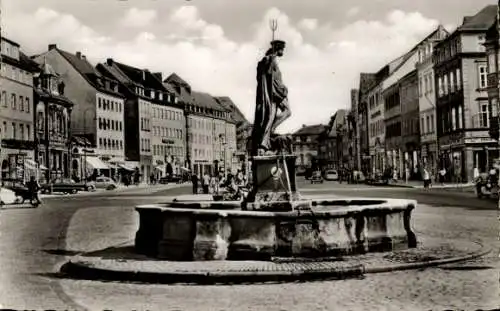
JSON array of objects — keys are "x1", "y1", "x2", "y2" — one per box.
[
  {"x1": 159, "y1": 93, "x2": 163, "y2": 101},
  {"x1": 151, "y1": 90, "x2": 155, "y2": 99},
  {"x1": 174, "y1": 97, "x2": 178, "y2": 104}
]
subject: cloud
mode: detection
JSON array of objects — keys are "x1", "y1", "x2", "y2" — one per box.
[
  {"x1": 3, "y1": 5, "x2": 439, "y2": 133},
  {"x1": 298, "y1": 18, "x2": 318, "y2": 31},
  {"x1": 347, "y1": 6, "x2": 360, "y2": 17},
  {"x1": 120, "y1": 7, "x2": 157, "y2": 28}
]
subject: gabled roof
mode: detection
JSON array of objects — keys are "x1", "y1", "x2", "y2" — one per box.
[
  {"x1": 112, "y1": 60, "x2": 168, "y2": 91},
  {"x1": 215, "y1": 96, "x2": 249, "y2": 125},
  {"x1": 55, "y1": 48, "x2": 123, "y2": 97},
  {"x1": 192, "y1": 91, "x2": 226, "y2": 112},
  {"x1": 327, "y1": 109, "x2": 347, "y2": 137},
  {"x1": 164, "y1": 73, "x2": 191, "y2": 88},
  {"x1": 459, "y1": 5, "x2": 497, "y2": 31},
  {"x1": 293, "y1": 124, "x2": 327, "y2": 136}
]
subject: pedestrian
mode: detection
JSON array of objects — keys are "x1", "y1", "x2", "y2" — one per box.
[
  {"x1": 423, "y1": 167, "x2": 431, "y2": 189},
  {"x1": 202, "y1": 173, "x2": 210, "y2": 194},
  {"x1": 439, "y1": 167, "x2": 446, "y2": 185},
  {"x1": 26, "y1": 176, "x2": 42, "y2": 205},
  {"x1": 191, "y1": 174, "x2": 199, "y2": 194}
]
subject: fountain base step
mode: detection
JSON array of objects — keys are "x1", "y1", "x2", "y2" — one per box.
[{"x1": 60, "y1": 236, "x2": 489, "y2": 284}]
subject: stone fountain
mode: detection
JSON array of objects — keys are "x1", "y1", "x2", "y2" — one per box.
[{"x1": 135, "y1": 37, "x2": 417, "y2": 262}]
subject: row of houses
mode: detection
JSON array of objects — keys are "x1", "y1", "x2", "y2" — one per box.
[
  {"x1": 346, "y1": 4, "x2": 500, "y2": 182},
  {"x1": 0, "y1": 37, "x2": 250, "y2": 183}
]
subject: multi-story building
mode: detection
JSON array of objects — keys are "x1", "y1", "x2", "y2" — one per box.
[
  {"x1": 358, "y1": 74, "x2": 375, "y2": 174},
  {"x1": 32, "y1": 61, "x2": 74, "y2": 182},
  {"x1": 350, "y1": 89, "x2": 361, "y2": 170},
  {"x1": 164, "y1": 73, "x2": 234, "y2": 176},
  {"x1": 484, "y1": 12, "x2": 500, "y2": 163},
  {"x1": 400, "y1": 70, "x2": 420, "y2": 179},
  {"x1": 97, "y1": 59, "x2": 182, "y2": 181},
  {"x1": 0, "y1": 37, "x2": 39, "y2": 182},
  {"x1": 215, "y1": 96, "x2": 249, "y2": 171},
  {"x1": 318, "y1": 110, "x2": 347, "y2": 170},
  {"x1": 292, "y1": 124, "x2": 327, "y2": 170},
  {"x1": 434, "y1": 5, "x2": 497, "y2": 181},
  {"x1": 32, "y1": 45, "x2": 125, "y2": 180},
  {"x1": 384, "y1": 82, "x2": 403, "y2": 176},
  {"x1": 416, "y1": 25, "x2": 449, "y2": 176}
]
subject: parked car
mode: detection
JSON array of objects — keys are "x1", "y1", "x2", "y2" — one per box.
[
  {"x1": 1, "y1": 179, "x2": 31, "y2": 197},
  {"x1": 310, "y1": 170, "x2": 324, "y2": 184},
  {"x1": 0, "y1": 187, "x2": 20, "y2": 206},
  {"x1": 324, "y1": 169, "x2": 339, "y2": 181},
  {"x1": 92, "y1": 176, "x2": 118, "y2": 190},
  {"x1": 41, "y1": 178, "x2": 94, "y2": 194}
]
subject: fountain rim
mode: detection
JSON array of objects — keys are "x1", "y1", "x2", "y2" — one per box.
[{"x1": 135, "y1": 197, "x2": 417, "y2": 217}]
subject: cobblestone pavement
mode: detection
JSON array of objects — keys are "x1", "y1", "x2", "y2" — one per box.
[{"x1": 0, "y1": 184, "x2": 498, "y2": 311}]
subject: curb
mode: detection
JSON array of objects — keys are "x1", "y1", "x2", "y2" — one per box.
[
  {"x1": 364, "y1": 246, "x2": 492, "y2": 274},
  {"x1": 59, "y1": 261, "x2": 365, "y2": 284},
  {"x1": 58, "y1": 245, "x2": 491, "y2": 285},
  {"x1": 40, "y1": 184, "x2": 188, "y2": 199}
]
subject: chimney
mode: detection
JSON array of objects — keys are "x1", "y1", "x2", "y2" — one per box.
[
  {"x1": 106, "y1": 58, "x2": 114, "y2": 66},
  {"x1": 302, "y1": 124, "x2": 306, "y2": 128},
  {"x1": 76, "y1": 51, "x2": 81, "y2": 59},
  {"x1": 48, "y1": 44, "x2": 57, "y2": 50}
]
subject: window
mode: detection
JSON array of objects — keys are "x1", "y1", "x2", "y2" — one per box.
[
  {"x1": 11, "y1": 122, "x2": 16, "y2": 139},
  {"x1": 99, "y1": 138, "x2": 103, "y2": 146},
  {"x1": 428, "y1": 74, "x2": 433, "y2": 92},
  {"x1": 479, "y1": 65, "x2": 487, "y2": 89},
  {"x1": 98, "y1": 98, "x2": 102, "y2": 109},
  {"x1": 26, "y1": 125, "x2": 30, "y2": 140},
  {"x1": 419, "y1": 77, "x2": 423, "y2": 97},
  {"x1": 438, "y1": 76, "x2": 443, "y2": 97},
  {"x1": 456, "y1": 68, "x2": 461, "y2": 89},
  {"x1": 479, "y1": 102, "x2": 488, "y2": 128},
  {"x1": 19, "y1": 96, "x2": 24, "y2": 111},
  {"x1": 426, "y1": 116, "x2": 430, "y2": 134},
  {"x1": 458, "y1": 106, "x2": 463, "y2": 129},
  {"x1": 421, "y1": 117, "x2": 425, "y2": 134},
  {"x1": 451, "y1": 107, "x2": 456, "y2": 130},
  {"x1": 443, "y1": 74, "x2": 448, "y2": 95},
  {"x1": 11, "y1": 94, "x2": 16, "y2": 109},
  {"x1": 2, "y1": 91, "x2": 6, "y2": 107},
  {"x1": 19, "y1": 124, "x2": 24, "y2": 141},
  {"x1": 450, "y1": 71, "x2": 455, "y2": 92},
  {"x1": 25, "y1": 98, "x2": 30, "y2": 113}
]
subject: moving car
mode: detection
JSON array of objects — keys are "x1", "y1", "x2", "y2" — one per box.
[
  {"x1": 0, "y1": 187, "x2": 19, "y2": 206},
  {"x1": 310, "y1": 170, "x2": 324, "y2": 184},
  {"x1": 93, "y1": 176, "x2": 118, "y2": 190},
  {"x1": 324, "y1": 169, "x2": 339, "y2": 181}
]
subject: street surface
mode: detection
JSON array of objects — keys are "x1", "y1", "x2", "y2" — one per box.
[{"x1": 0, "y1": 179, "x2": 498, "y2": 311}]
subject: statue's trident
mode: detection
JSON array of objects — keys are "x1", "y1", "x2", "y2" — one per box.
[{"x1": 268, "y1": 18, "x2": 294, "y2": 206}]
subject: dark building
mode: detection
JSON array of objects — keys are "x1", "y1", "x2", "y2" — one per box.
[
  {"x1": 434, "y1": 5, "x2": 497, "y2": 181},
  {"x1": 358, "y1": 73, "x2": 377, "y2": 174},
  {"x1": 32, "y1": 61, "x2": 74, "y2": 182},
  {"x1": 292, "y1": 124, "x2": 327, "y2": 171},
  {"x1": 318, "y1": 110, "x2": 347, "y2": 170}
]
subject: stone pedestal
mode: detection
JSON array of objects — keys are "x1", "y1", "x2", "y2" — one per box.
[{"x1": 246, "y1": 155, "x2": 300, "y2": 210}]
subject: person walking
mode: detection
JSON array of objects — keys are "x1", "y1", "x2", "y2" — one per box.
[
  {"x1": 26, "y1": 176, "x2": 42, "y2": 205},
  {"x1": 191, "y1": 174, "x2": 199, "y2": 194},
  {"x1": 422, "y1": 167, "x2": 431, "y2": 189},
  {"x1": 202, "y1": 173, "x2": 210, "y2": 194}
]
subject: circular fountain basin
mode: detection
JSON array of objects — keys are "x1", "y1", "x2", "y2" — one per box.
[{"x1": 135, "y1": 197, "x2": 417, "y2": 261}]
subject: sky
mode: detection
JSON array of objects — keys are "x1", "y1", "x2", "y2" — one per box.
[{"x1": 1, "y1": 0, "x2": 495, "y2": 133}]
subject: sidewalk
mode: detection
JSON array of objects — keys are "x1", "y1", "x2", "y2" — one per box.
[
  {"x1": 383, "y1": 180, "x2": 475, "y2": 190},
  {"x1": 39, "y1": 182, "x2": 188, "y2": 199}
]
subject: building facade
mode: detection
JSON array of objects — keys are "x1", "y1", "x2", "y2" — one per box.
[
  {"x1": 33, "y1": 45, "x2": 125, "y2": 181},
  {"x1": 32, "y1": 62, "x2": 74, "y2": 182},
  {"x1": 434, "y1": 5, "x2": 498, "y2": 181},
  {"x1": 350, "y1": 89, "x2": 361, "y2": 170},
  {"x1": 358, "y1": 74, "x2": 375, "y2": 174},
  {"x1": 400, "y1": 70, "x2": 421, "y2": 179},
  {"x1": 0, "y1": 37, "x2": 38, "y2": 182},
  {"x1": 292, "y1": 124, "x2": 326, "y2": 170},
  {"x1": 384, "y1": 82, "x2": 403, "y2": 176},
  {"x1": 97, "y1": 59, "x2": 183, "y2": 181},
  {"x1": 416, "y1": 26, "x2": 449, "y2": 177}
]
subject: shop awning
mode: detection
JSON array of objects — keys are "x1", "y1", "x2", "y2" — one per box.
[
  {"x1": 118, "y1": 163, "x2": 136, "y2": 171},
  {"x1": 85, "y1": 157, "x2": 109, "y2": 170},
  {"x1": 25, "y1": 159, "x2": 48, "y2": 170}
]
